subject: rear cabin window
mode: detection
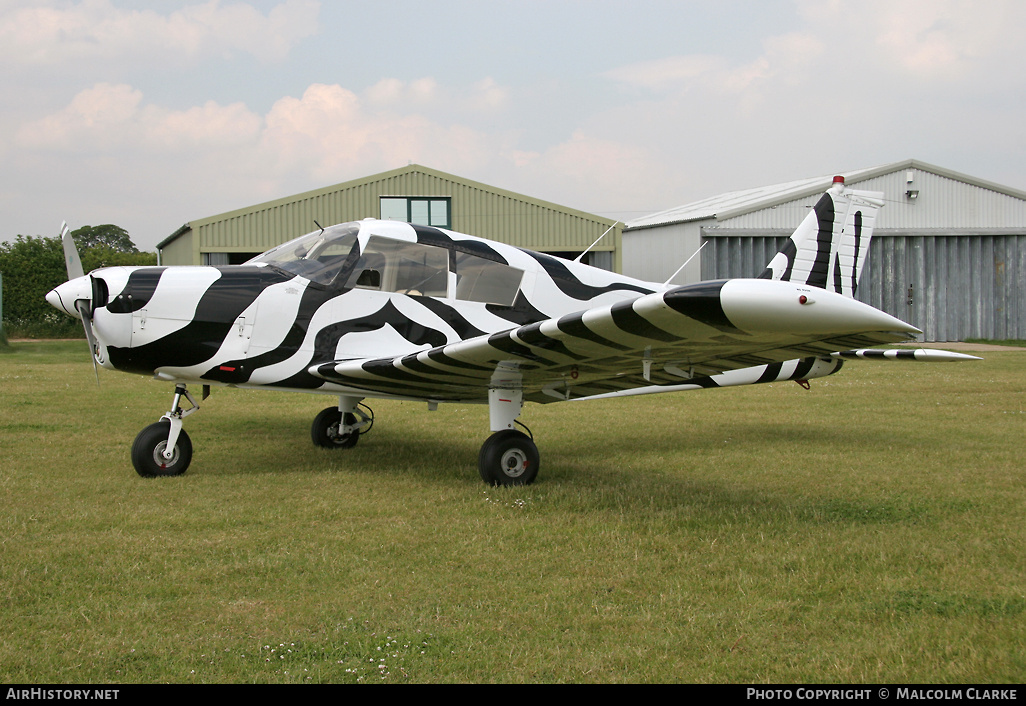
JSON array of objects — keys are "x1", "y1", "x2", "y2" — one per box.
[
  {"x1": 454, "y1": 251, "x2": 523, "y2": 306},
  {"x1": 343, "y1": 235, "x2": 524, "y2": 306}
]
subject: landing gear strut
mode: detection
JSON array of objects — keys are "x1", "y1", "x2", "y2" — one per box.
[
  {"x1": 311, "y1": 396, "x2": 373, "y2": 449},
  {"x1": 478, "y1": 387, "x2": 539, "y2": 486},
  {"x1": 131, "y1": 384, "x2": 197, "y2": 478}
]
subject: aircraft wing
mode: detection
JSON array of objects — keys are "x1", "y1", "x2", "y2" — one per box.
[{"x1": 309, "y1": 279, "x2": 919, "y2": 404}]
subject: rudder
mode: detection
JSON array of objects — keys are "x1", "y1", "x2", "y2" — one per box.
[{"x1": 759, "y1": 176, "x2": 884, "y2": 298}]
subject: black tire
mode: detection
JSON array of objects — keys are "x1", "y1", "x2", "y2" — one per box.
[
  {"x1": 131, "y1": 421, "x2": 192, "y2": 478},
  {"x1": 311, "y1": 407, "x2": 360, "y2": 449},
  {"x1": 478, "y1": 429, "x2": 539, "y2": 486}
]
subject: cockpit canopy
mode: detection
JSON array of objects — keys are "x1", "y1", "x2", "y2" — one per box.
[
  {"x1": 247, "y1": 223, "x2": 361, "y2": 285},
  {"x1": 246, "y1": 221, "x2": 524, "y2": 306}
]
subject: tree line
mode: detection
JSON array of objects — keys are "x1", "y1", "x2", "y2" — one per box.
[{"x1": 0, "y1": 225, "x2": 157, "y2": 339}]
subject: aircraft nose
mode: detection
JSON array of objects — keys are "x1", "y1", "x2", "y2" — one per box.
[{"x1": 46, "y1": 275, "x2": 92, "y2": 319}]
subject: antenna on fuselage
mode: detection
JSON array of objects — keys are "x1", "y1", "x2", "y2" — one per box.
[
  {"x1": 574, "y1": 221, "x2": 618, "y2": 263},
  {"x1": 662, "y1": 240, "x2": 709, "y2": 287},
  {"x1": 313, "y1": 220, "x2": 325, "y2": 234}
]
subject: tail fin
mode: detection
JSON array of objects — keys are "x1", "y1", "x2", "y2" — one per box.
[{"x1": 759, "y1": 177, "x2": 884, "y2": 298}]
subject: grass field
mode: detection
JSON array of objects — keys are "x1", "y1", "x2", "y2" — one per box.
[{"x1": 1, "y1": 341, "x2": 1024, "y2": 683}]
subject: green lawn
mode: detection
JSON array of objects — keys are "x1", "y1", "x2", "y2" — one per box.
[{"x1": 1, "y1": 342, "x2": 1023, "y2": 683}]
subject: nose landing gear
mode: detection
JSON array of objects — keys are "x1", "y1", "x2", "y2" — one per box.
[{"x1": 131, "y1": 384, "x2": 198, "y2": 477}]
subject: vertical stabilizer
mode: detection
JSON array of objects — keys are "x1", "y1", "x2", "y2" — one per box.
[{"x1": 759, "y1": 177, "x2": 884, "y2": 297}]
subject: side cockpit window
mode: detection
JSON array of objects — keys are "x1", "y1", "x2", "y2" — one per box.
[
  {"x1": 345, "y1": 236, "x2": 449, "y2": 297},
  {"x1": 248, "y1": 226, "x2": 526, "y2": 305}
]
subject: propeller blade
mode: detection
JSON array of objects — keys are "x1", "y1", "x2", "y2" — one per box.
[
  {"x1": 60, "y1": 221, "x2": 84, "y2": 280},
  {"x1": 75, "y1": 297, "x2": 100, "y2": 386}
]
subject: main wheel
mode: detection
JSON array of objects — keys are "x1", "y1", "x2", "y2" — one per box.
[
  {"x1": 311, "y1": 407, "x2": 360, "y2": 449},
  {"x1": 478, "y1": 429, "x2": 539, "y2": 486},
  {"x1": 131, "y1": 420, "x2": 192, "y2": 478}
]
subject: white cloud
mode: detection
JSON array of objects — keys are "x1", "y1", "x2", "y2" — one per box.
[
  {"x1": 498, "y1": 130, "x2": 667, "y2": 216},
  {"x1": 588, "y1": 0, "x2": 1026, "y2": 204},
  {"x1": 17, "y1": 83, "x2": 146, "y2": 150},
  {"x1": 604, "y1": 55, "x2": 729, "y2": 92},
  {"x1": 606, "y1": 0, "x2": 1026, "y2": 98},
  {"x1": 0, "y1": 0, "x2": 320, "y2": 66},
  {"x1": 12, "y1": 79, "x2": 514, "y2": 233},
  {"x1": 5, "y1": 1, "x2": 1025, "y2": 248},
  {"x1": 796, "y1": 0, "x2": 1026, "y2": 81},
  {"x1": 365, "y1": 76, "x2": 510, "y2": 114},
  {"x1": 18, "y1": 78, "x2": 512, "y2": 174},
  {"x1": 17, "y1": 82, "x2": 261, "y2": 152},
  {"x1": 258, "y1": 82, "x2": 504, "y2": 182}
]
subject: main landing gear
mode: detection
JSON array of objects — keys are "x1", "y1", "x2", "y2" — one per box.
[
  {"x1": 477, "y1": 388, "x2": 539, "y2": 487},
  {"x1": 310, "y1": 388, "x2": 540, "y2": 486},
  {"x1": 130, "y1": 386, "x2": 539, "y2": 486},
  {"x1": 311, "y1": 396, "x2": 374, "y2": 449},
  {"x1": 478, "y1": 428, "x2": 539, "y2": 486}
]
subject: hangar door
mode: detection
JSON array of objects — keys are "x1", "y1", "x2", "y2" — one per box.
[{"x1": 702, "y1": 233, "x2": 1026, "y2": 342}]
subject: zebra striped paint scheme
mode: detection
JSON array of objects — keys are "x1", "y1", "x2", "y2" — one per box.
[
  {"x1": 48, "y1": 203, "x2": 921, "y2": 407},
  {"x1": 311, "y1": 278, "x2": 918, "y2": 404},
  {"x1": 759, "y1": 184, "x2": 884, "y2": 297},
  {"x1": 46, "y1": 180, "x2": 983, "y2": 483},
  {"x1": 831, "y1": 348, "x2": 981, "y2": 362}
]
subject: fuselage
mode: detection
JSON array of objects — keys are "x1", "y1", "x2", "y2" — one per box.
[{"x1": 46, "y1": 218, "x2": 659, "y2": 395}]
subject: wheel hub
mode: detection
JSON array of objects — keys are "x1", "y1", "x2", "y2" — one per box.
[
  {"x1": 500, "y1": 448, "x2": 528, "y2": 478},
  {"x1": 151, "y1": 441, "x2": 179, "y2": 469}
]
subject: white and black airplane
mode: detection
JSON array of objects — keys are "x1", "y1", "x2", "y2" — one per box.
[{"x1": 46, "y1": 177, "x2": 977, "y2": 484}]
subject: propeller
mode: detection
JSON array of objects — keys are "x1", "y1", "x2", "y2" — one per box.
[
  {"x1": 59, "y1": 221, "x2": 84, "y2": 280},
  {"x1": 58, "y1": 222, "x2": 100, "y2": 385}
]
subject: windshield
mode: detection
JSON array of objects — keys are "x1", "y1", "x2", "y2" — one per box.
[{"x1": 246, "y1": 223, "x2": 360, "y2": 285}]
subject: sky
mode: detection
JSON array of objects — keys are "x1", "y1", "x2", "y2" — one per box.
[{"x1": 3, "y1": 0, "x2": 1026, "y2": 251}]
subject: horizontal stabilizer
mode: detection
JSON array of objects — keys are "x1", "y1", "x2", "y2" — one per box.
[{"x1": 830, "y1": 349, "x2": 982, "y2": 362}]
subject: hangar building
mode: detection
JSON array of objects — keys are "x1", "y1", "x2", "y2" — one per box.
[
  {"x1": 158, "y1": 164, "x2": 621, "y2": 272},
  {"x1": 623, "y1": 159, "x2": 1026, "y2": 341}
]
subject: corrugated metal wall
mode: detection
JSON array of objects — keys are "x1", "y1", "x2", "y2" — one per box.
[
  {"x1": 640, "y1": 164, "x2": 1026, "y2": 341},
  {"x1": 720, "y1": 169, "x2": 1026, "y2": 231},
  {"x1": 860, "y1": 234, "x2": 1026, "y2": 341},
  {"x1": 701, "y1": 233, "x2": 1026, "y2": 341}
]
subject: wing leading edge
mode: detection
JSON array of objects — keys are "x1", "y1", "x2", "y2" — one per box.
[{"x1": 309, "y1": 278, "x2": 919, "y2": 404}]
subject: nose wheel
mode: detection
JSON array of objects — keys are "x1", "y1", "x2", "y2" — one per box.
[
  {"x1": 131, "y1": 384, "x2": 198, "y2": 478},
  {"x1": 131, "y1": 420, "x2": 193, "y2": 477}
]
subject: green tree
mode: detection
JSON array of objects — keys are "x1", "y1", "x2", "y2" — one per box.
[
  {"x1": 0, "y1": 235, "x2": 67, "y2": 326},
  {"x1": 0, "y1": 227, "x2": 157, "y2": 337},
  {"x1": 70, "y1": 224, "x2": 138, "y2": 253}
]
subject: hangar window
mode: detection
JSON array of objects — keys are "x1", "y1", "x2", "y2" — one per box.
[
  {"x1": 380, "y1": 197, "x2": 451, "y2": 229},
  {"x1": 345, "y1": 236, "x2": 449, "y2": 297}
]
